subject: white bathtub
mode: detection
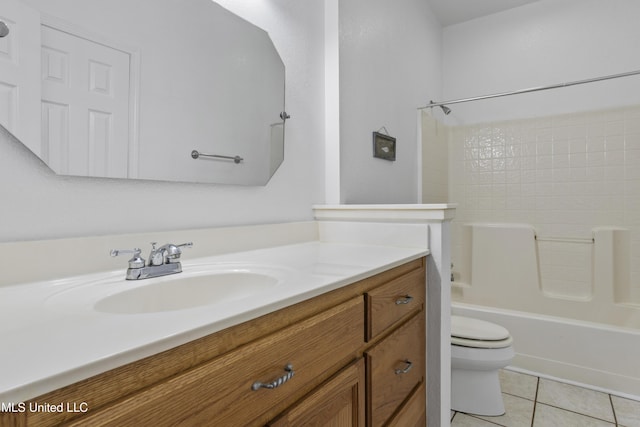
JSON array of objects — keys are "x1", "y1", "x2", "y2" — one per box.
[
  {"x1": 452, "y1": 301, "x2": 640, "y2": 399},
  {"x1": 451, "y1": 223, "x2": 640, "y2": 398}
]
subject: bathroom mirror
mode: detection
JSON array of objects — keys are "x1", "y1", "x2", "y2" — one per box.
[{"x1": 1, "y1": 0, "x2": 286, "y2": 185}]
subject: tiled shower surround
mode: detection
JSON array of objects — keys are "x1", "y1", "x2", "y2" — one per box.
[{"x1": 447, "y1": 105, "x2": 640, "y2": 307}]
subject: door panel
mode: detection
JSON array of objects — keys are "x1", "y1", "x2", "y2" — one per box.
[
  {"x1": 41, "y1": 25, "x2": 131, "y2": 178},
  {"x1": 0, "y1": 0, "x2": 40, "y2": 153}
]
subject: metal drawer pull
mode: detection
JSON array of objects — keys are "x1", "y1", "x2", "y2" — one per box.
[
  {"x1": 251, "y1": 364, "x2": 295, "y2": 391},
  {"x1": 395, "y1": 360, "x2": 413, "y2": 375},
  {"x1": 395, "y1": 295, "x2": 414, "y2": 305}
]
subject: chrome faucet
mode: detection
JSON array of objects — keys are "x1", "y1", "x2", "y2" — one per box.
[{"x1": 111, "y1": 242, "x2": 193, "y2": 280}]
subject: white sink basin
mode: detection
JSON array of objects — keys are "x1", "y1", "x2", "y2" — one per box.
[
  {"x1": 45, "y1": 264, "x2": 287, "y2": 315},
  {"x1": 94, "y1": 272, "x2": 279, "y2": 314}
]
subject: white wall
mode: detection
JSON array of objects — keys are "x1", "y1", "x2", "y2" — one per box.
[
  {"x1": 442, "y1": 0, "x2": 640, "y2": 125},
  {"x1": 339, "y1": 0, "x2": 442, "y2": 203},
  {"x1": 0, "y1": 0, "x2": 326, "y2": 242}
]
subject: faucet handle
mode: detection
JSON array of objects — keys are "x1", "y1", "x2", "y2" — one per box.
[
  {"x1": 110, "y1": 248, "x2": 141, "y2": 257},
  {"x1": 110, "y1": 248, "x2": 146, "y2": 269},
  {"x1": 147, "y1": 242, "x2": 193, "y2": 266},
  {"x1": 166, "y1": 242, "x2": 193, "y2": 263}
]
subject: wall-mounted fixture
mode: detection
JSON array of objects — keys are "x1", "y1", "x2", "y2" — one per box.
[
  {"x1": 421, "y1": 69, "x2": 640, "y2": 112},
  {"x1": 427, "y1": 100, "x2": 451, "y2": 115},
  {"x1": 191, "y1": 150, "x2": 243, "y2": 164}
]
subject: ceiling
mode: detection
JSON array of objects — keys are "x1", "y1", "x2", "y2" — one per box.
[{"x1": 426, "y1": 0, "x2": 541, "y2": 27}]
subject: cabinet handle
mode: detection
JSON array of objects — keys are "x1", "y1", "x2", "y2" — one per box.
[
  {"x1": 395, "y1": 360, "x2": 413, "y2": 375},
  {"x1": 395, "y1": 295, "x2": 414, "y2": 305},
  {"x1": 251, "y1": 364, "x2": 295, "y2": 391}
]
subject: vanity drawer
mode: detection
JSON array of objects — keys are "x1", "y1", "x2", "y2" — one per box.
[
  {"x1": 366, "y1": 312, "x2": 425, "y2": 427},
  {"x1": 366, "y1": 267, "x2": 424, "y2": 341},
  {"x1": 71, "y1": 297, "x2": 364, "y2": 427}
]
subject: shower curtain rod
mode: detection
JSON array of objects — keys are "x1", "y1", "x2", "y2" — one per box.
[{"x1": 420, "y1": 69, "x2": 640, "y2": 110}]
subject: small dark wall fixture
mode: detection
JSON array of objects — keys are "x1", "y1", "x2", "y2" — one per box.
[{"x1": 372, "y1": 131, "x2": 396, "y2": 161}]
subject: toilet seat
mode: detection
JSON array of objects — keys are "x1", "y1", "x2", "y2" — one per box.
[{"x1": 451, "y1": 315, "x2": 513, "y2": 349}]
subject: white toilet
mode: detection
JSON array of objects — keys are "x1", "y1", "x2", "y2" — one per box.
[{"x1": 451, "y1": 315, "x2": 515, "y2": 416}]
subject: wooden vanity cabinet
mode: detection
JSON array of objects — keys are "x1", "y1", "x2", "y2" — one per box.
[{"x1": 2, "y1": 257, "x2": 426, "y2": 427}]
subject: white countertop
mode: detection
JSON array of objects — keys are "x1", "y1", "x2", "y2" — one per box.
[{"x1": 0, "y1": 241, "x2": 427, "y2": 403}]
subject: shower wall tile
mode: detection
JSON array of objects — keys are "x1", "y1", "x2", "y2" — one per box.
[{"x1": 448, "y1": 105, "x2": 640, "y2": 305}]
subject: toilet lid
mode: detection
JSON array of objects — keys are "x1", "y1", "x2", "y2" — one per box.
[{"x1": 451, "y1": 315, "x2": 513, "y2": 349}]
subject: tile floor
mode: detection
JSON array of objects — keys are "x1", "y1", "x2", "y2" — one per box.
[{"x1": 451, "y1": 370, "x2": 640, "y2": 427}]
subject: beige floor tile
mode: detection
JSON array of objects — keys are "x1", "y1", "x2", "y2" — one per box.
[
  {"x1": 474, "y1": 393, "x2": 534, "y2": 427},
  {"x1": 453, "y1": 370, "x2": 636, "y2": 427},
  {"x1": 612, "y1": 395, "x2": 640, "y2": 427},
  {"x1": 452, "y1": 412, "x2": 503, "y2": 426},
  {"x1": 500, "y1": 369, "x2": 538, "y2": 400},
  {"x1": 536, "y1": 378, "x2": 615, "y2": 423},
  {"x1": 533, "y1": 403, "x2": 615, "y2": 427}
]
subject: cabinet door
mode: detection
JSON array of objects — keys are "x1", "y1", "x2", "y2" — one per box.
[
  {"x1": 387, "y1": 381, "x2": 426, "y2": 427},
  {"x1": 269, "y1": 358, "x2": 365, "y2": 427}
]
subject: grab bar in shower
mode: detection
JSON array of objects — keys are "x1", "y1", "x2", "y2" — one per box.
[
  {"x1": 534, "y1": 235, "x2": 594, "y2": 244},
  {"x1": 191, "y1": 150, "x2": 243, "y2": 164}
]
